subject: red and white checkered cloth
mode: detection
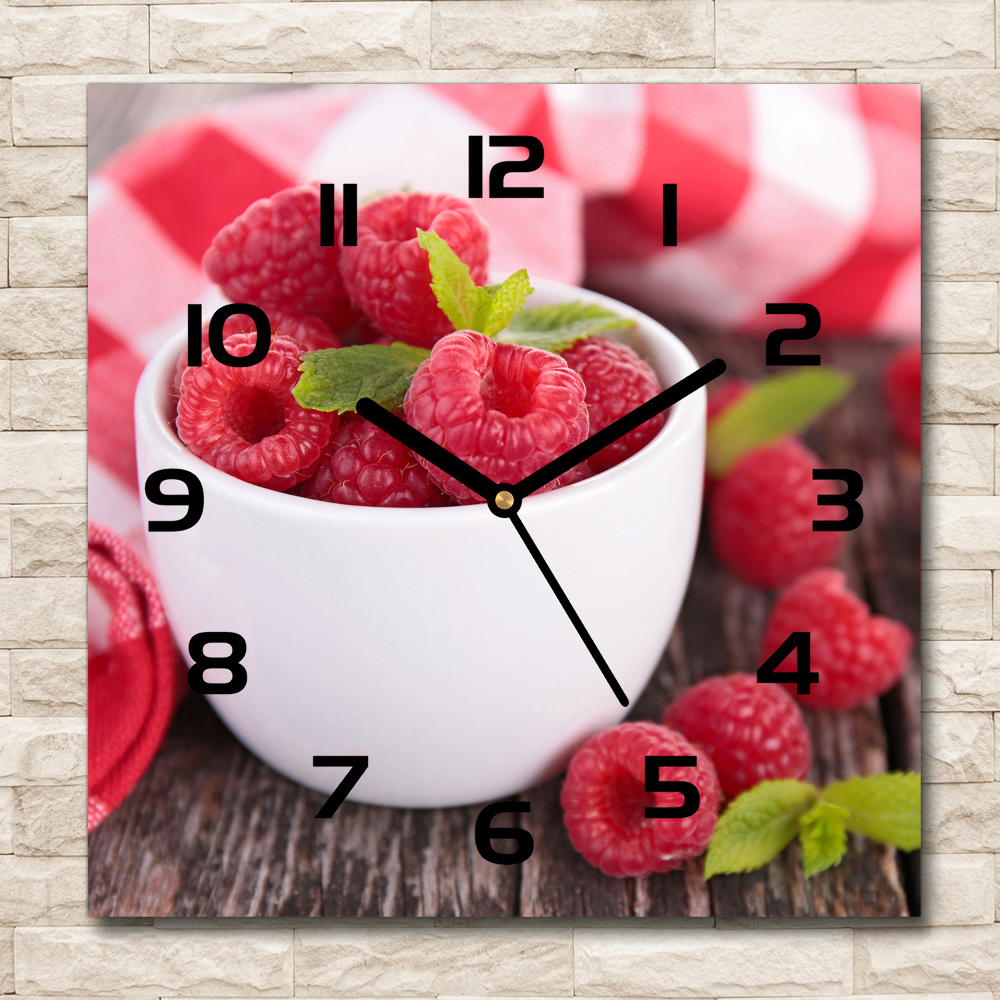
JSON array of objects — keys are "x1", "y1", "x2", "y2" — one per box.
[{"x1": 86, "y1": 83, "x2": 919, "y2": 824}]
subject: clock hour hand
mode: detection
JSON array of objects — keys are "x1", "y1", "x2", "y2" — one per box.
[
  {"x1": 508, "y1": 512, "x2": 629, "y2": 707},
  {"x1": 511, "y1": 358, "x2": 727, "y2": 499},
  {"x1": 356, "y1": 397, "x2": 498, "y2": 502}
]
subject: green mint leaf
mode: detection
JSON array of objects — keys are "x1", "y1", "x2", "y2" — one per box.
[
  {"x1": 706, "y1": 368, "x2": 855, "y2": 477},
  {"x1": 477, "y1": 269, "x2": 533, "y2": 337},
  {"x1": 497, "y1": 301, "x2": 636, "y2": 354},
  {"x1": 798, "y1": 801, "x2": 849, "y2": 878},
  {"x1": 821, "y1": 772, "x2": 921, "y2": 852},
  {"x1": 417, "y1": 228, "x2": 489, "y2": 331},
  {"x1": 704, "y1": 779, "x2": 818, "y2": 878},
  {"x1": 293, "y1": 343, "x2": 430, "y2": 414}
]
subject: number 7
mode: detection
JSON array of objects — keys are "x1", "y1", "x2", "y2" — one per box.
[{"x1": 313, "y1": 755, "x2": 369, "y2": 818}]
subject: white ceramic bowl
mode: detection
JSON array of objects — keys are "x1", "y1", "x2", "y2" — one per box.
[{"x1": 134, "y1": 280, "x2": 706, "y2": 809}]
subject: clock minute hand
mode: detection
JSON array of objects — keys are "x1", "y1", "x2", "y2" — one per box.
[
  {"x1": 508, "y1": 511, "x2": 629, "y2": 707},
  {"x1": 511, "y1": 358, "x2": 727, "y2": 500},
  {"x1": 356, "y1": 397, "x2": 498, "y2": 502}
]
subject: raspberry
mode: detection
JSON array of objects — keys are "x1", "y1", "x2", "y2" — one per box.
[
  {"x1": 305, "y1": 415, "x2": 444, "y2": 508},
  {"x1": 661, "y1": 674, "x2": 812, "y2": 799},
  {"x1": 203, "y1": 183, "x2": 356, "y2": 333},
  {"x1": 709, "y1": 437, "x2": 845, "y2": 589},
  {"x1": 561, "y1": 337, "x2": 665, "y2": 473},
  {"x1": 176, "y1": 333, "x2": 336, "y2": 491},
  {"x1": 883, "y1": 344, "x2": 920, "y2": 450},
  {"x1": 760, "y1": 568, "x2": 913, "y2": 711},
  {"x1": 339, "y1": 191, "x2": 489, "y2": 348},
  {"x1": 403, "y1": 331, "x2": 589, "y2": 503},
  {"x1": 560, "y1": 722, "x2": 721, "y2": 878}
]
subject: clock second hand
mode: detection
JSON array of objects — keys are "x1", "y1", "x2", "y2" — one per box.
[{"x1": 507, "y1": 511, "x2": 629, "y2": 707}]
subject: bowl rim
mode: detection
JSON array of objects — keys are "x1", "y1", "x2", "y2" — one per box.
[{"x1": 134, "y1": 278, "x2": 706, "y2": 526}]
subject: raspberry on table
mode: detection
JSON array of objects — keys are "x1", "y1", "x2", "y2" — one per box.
[
  {"x1": 561, "y1": 337, "x2": 665, "y2": 474},
  {"x1": 760, "y1": 568, "x2": 913, "y2": 711},
  {"x1": 176, "y1": 332, "x2": 337, "y2": 491},
  {"x1": 709, "y1": 437, "x2": 846, "y2": 589},
  {"x1": 339, "y1": 191, "x2": 489, "y2": 348},
  {"x1": 560, "y1": 721, "x2": 721, "y2": 878},
  {"x1": 203, "y1": 182, "x2": 356, "y2": 334},
  {"x1": 883, "y1": 344, "x2": 920, "y2": 450},
  {"x1": 661, "y1": 673, "x2": 812, "y2": 799},
  {"x1": 403, "y1": 331, "x2": 589, "y2": 503},
  {"x1": 305, "y1": 415, "x2": 444, "y2": 508}
]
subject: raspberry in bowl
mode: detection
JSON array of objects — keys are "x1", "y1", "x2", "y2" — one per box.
[{"x1": 134, "y1": 280, "x2": 707, "y2": 809}]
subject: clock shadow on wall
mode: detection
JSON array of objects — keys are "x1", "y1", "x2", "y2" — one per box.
[{"x1": 86, "y1": 82, "x2": 921, "y2": 918}]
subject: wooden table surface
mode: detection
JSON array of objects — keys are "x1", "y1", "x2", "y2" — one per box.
[{"x1": 89, "y1": 331, "x2": 921, "y2": 919}]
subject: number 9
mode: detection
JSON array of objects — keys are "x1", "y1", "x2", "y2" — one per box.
[{"x1": 145, "y1": 469, "x2": 204, "y2": 532}]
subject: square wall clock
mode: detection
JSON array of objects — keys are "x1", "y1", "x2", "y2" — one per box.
[{"x1": 87, "y1": 82, "x2": 921, "y2": 917}]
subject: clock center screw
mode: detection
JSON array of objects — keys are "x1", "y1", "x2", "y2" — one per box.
[{"x1": 495, "y1": 490, "x2": 515, "y2": 510}]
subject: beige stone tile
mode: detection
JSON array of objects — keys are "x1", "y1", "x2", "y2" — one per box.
[
  {"x1": 295, "y1": 925, "x2": 574, "y2": 996},
  {"x1": 0, "y1": 578, "x2": 86, "y2": 647},
  {"x1": 922, "y1": 425, "x2": 993, "y2": 495},
  {"x1": 0, "y1": 650, "x2": 8, "y2": 716},
  {"x1": 922, "y1": 853, "x2": 995, "y2": 925},
  {"x1": 860, "y1": 68, "x2": 1000, "y2": 137},
  {"x1": 922, "y1": 353, "x2": 1000, "y2": 422},
  {"x1": 922, "y1": 281, "x2": 997, "y2": 353},
  {"x1": 293, "y1": 68, "x2": 576, "y2": 82},
  {"x1": 0, "y1": 855, "x2": 85, "y2": 923},
  {"x1": 0, "y1": 431, "x2": 86, "y2": 503},
  {"x1": 8, "y1": 218, "x2": 87, "y2": 286},
  {"x1": 10, "y1": 361, "x2": 86, "y2": 431},
  {"x1": 575, "y1": 68, "x2": 856, "y2": 82},
  {"x1": 923, "y1": 640, "x2": 1000, "y2": 710},
  {"x1": 0, "y1": 220, "x2": 7, "y2": 289},
  {"x1": 15, "y1": 926, "x2": 294, "y2": 995},
  {"x1": 574, "y1": 928, "x2": 851, "y2": 995},
  {"x1": 0, "y1": 288, "x2": 87, "y2": 358},
  {"x1": 717, "y1": 0, "x2": 994, "y2": 69},
  {"x1": 0, "y1": 147, "x2": 85, "y2": 216},
  {"x1": 10, "y1": 504, "x2": 87, "y2": 578},
  {"x1": 0, "y1": 507, "x2": 9, "y2": 579},
  {"x1": 11, "y1": 649, "x2": 86, "y2": 716},
  {"x1": 854, "y1": 925, "x2": 1000, "y2": 991},
  {"x1": 923, "y1": 139, "x2": 996, "y2": 211},
  {"x1": 12, "y1": 77, "x2": 86, "y2": 145},
  {"x1": 924, "y1": 211, "x2": 1000, "y2": 280},
  {"x1": 0, "y1": 360, "x2": 10, "y2": 431},
  {"x1": 0, "y1": 717, "x2": 85, "y2": 785},
  {"x1": 431, "y1": 2, "x2": 714, "y2": 69},
  {"x1": 0, "y1": 80, "x2": 10, "y2": 147},
  {"x1": 922, "y1": 710, "x2": 994, "y2": 781},
  {"x1": 925, "y1": 495, "x2": 1000, "y2": 568},
  {"x1": 0, "y1": 787, "x2": 11, "y2": 852},
  {"x1": 151, "y1": 4, "x2": 431, "y2": 73},
  {"x1": 0, "y1": 6, "x2": 148, "y2": 75},
  {"x1": 922, "y1": 570, "x2": 992, "y2": 639},
  {"x1": 0, "y1": 927, "x2": 11, "y2": 993},
  {"x1": 924, "y1": 781, "x2": 1000, "y2": 852},
  {"x1": 13, "y1": 784, "x2": 86, "y2": 855}
]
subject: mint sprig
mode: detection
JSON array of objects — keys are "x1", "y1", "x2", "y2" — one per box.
[
  {"x1": 706, "y1": 369, "x2": 854, "y2": 477},
  {"x1": 704, "y1": 772, "x2": 920, "y2": 880},
  {"x1": 496, "y1": 301, "x2": 635, "y2": 353},
  {"x1": 293, "y1": 342, "x2": 430, "y2": 414},
  {"x1": 417, "y1": 229, "x2": 531, "y2": 336}
]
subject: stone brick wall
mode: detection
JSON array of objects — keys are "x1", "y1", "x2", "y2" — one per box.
[{"x1": 1, "y1": 3, "x2": 997, "y2": 994}]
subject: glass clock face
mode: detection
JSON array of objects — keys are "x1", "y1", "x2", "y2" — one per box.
[{"x1": 86, "y1": 82, "x2": 922, "y2": 918}]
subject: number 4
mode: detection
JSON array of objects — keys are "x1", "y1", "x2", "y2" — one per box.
[{"x1": 757, "y1": 631, "x2": 818, "y2": 695}]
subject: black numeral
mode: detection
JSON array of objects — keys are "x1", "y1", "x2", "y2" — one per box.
[
  {"x1": 644, "y1": 756, "x2": 700, "y2": 819},
  {"x1": 813, "y1": 469, "x2": 864, "y2": 531},
  {"x1": 187, "y1": 304, "x2": 271, "y2": 367},
  {"x1": 663, "y1": 183, "x2": 677, "y2": 246},
  {"x1": 313, "y1": 756, "x2": 369, "y2": 818},
  {"x1": 474, "y1": 801, "x2": 534, "y2": 864},
  {"x1": 187, "y1": 632, "x2": 248, "y2": 695},
  {"x1": 757, "y1": 631, "x2": 817, "y2": 695},
  {"x1": 145, "y1": 469, "x2": 204, "y2": 531},
  {"x1": 468, "y1": 135, "x2": 544, "y2": 199},
  {"x1": 321, "y1": 183, "x2": 357, "y2": 246},
  {"x1": 765, "y1": 303, "x2": 821, "y2": 366}
]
